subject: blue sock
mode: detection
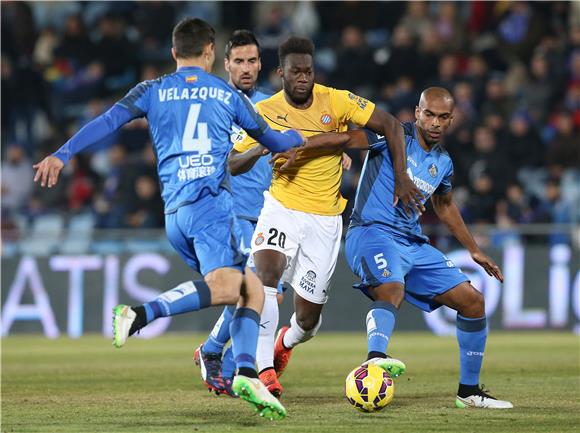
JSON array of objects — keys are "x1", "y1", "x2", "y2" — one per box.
[
  {"x1": 221, "y1": 346, "x2": 236, "y2": 379},
  {"x1": 456, "y1": 314, "x2": 487, "y2": 385},
  {"x1": 230, "y1": 307, "x2": 260, "y2": 371},
  {"x1": 202, "y1": 305, "x2": 235, "y2": 354},
  {"x1": 366, "y1": 301, "x2": 397, "y2": 356},
  {"x1": 142, "y1": 280, "x2": 211, "y2": 323}
]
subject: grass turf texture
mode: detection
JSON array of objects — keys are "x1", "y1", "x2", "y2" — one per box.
[{"x1": 2, "y1": 332, "x2": 578, "y2": 433}]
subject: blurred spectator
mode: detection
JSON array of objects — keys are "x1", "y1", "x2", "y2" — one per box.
[
  {"x1": 427, "y1": 53, "x2": 459, "y2": 91},
  {"x1": 505, "y1": 111, "x2": 544, "y2": 171},
  {"x1": 497, "y1": 2, "x2": 546, "y2": 63},
  {"x1": 480, "y1": 73, "x2": 516, "y2": 120},
  {"x1": 466, "y1": 126, "x2": 510, "y2": 197},
  {"x1": 255, "y1": 3, "x2": 292, "y2": 74},
  {"x1": 125, "y1": 175, "x2": 164, "y2": 228},
  {"x1": 94, "y1": 14, "x2": 138, "y2": 92},
  {"x1": 332, "y1": 26, "x2": 375, "y2": 94},
  {"x1": 93, "y1": 144, "x2": 131, "y2": 228},
  {"x1": 398, "y1": 1, "x2": 433, "y2": 40},
  {"x1": 1, "y1": 146, "x2": 33, "y2": 213},
  {"x1": 521, "y1": 54, "x2": 554, "y2": 122},
  {"x1": 433, "y1": 2, "x2": 465, "y2": 52},
  {"x1": 54, "y1": 14, "x2": 96, "y2": 68},
  {"x1": 546, "y1": 110, "x2": 580, "y2": 170},
  {"x1": 379, "y1": 25, "x2": 418, "y2": 85},
  {"x1": 532, "y1": 177, "x2": 574, "y2": 244},
  {"x1": 66, "y1": 155, "x2": 100, "y2": 212}
]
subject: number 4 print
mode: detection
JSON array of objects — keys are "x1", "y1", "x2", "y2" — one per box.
[
  {"x1": 182, "y1": 103, "x2": 212, "y2": 154},
  {"x1": 374, "y1": 253, "x2": 387, "y2": 270}
]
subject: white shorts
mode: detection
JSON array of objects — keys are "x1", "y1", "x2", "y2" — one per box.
[{"x1": 251, "y1": 192, "x2": 343, "y2": 304}]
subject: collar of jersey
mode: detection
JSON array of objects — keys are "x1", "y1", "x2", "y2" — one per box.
[{"x1": 177, "y1": 66, "x2": 205, "y2": 72}]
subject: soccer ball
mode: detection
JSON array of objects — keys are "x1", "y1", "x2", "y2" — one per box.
[{"x1": 345, "y1": 363, "x2": 395, "y2": 412}]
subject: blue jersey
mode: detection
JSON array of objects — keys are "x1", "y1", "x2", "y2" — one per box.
[
  {"x1": 53, "y1": 67, "x2": 302, "y2": 214},
  {"x1": 350, "y1": 122, "x2": 454, "y2": 242},
  {"x1": 230, "y1": 88, "x2": 273, "y2": 221}
]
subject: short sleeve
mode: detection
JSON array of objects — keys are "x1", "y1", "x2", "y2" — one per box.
[
  {"x1": 116, "y1": 81, "x2": 152, "y2": 118},
  {"x1": 232, "y1": 125, "x2": 258, "y2": 152},
  {"x1": 330, "y1": 88, "x2": 376, "y2": 127},
  {"x1": 435, "y1": 160, "x2": 454, "y2": 195}
]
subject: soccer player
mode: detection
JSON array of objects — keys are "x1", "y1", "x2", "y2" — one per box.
[
  {"x1": 191, "y1": 29, "x2": 277, "y2": 396},
  {"x1": 233, "y1": 36, "x2": 423, "y2": 396},
  {"x1": 32, "y1": 18, "x2": 307, "y2": 420},
  {"x1": 277, "y1": 87, "x2": 513, "y2": 409}
]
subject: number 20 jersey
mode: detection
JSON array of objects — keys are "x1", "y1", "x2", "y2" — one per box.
[{"x1": 116, "y1": 65, "x2": 269, "y2": 214}]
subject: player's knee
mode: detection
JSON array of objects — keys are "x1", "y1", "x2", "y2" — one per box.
[
  {"x1": 461, "y1": 286, "x2": 485, "y2": 318},
  {"x1": 295, "y1": 313, "x2": 320, "y2": 332},
  {"x1": 256, "y1": 268, "x2": 282, "y2": 288}
]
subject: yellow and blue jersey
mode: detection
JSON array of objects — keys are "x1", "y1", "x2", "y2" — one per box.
[
  {"x1": 350, "y1": 122, "x2": 454, "y2": 242},
  {"x1": 230, "y1": 87, "x2": 273, "y2": 221}
]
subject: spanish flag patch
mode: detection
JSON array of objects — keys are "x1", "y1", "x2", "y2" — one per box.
[{"x1": 185, "y1": 75, "x2": 198, "y2": 83}]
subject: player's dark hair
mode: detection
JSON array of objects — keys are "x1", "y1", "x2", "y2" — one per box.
[
  {"x1": 225, "y1": 29, "x2": 260, "y2": 59},
  {"x1": 172, "y1": 17, "x2": 215, "y2": 59},
  {"x1": 278, "y1": 36, "x2": 315, "y2": 67}
]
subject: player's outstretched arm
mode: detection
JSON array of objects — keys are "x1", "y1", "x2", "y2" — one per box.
[
  {"x1": 269, "y1": 130, "x2": 368, "y2": 171},
  {"x1": 33, "y1": 104, "x2": 135, "y2": 188},
  {"x1": 228, "y1": 145, "x2": 270, "y2": 175},
  {"x1": 365, "y1": 108, "x2": 425, "y2": 216},
  {"x1": 432, "y1": 192, "x2": 504, "y2": 282}
]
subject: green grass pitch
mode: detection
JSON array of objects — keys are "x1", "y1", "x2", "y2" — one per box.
[{"x1": 2, "y1": 332, "x2": 578, "y2": 433}]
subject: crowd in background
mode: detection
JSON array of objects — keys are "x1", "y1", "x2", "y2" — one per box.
[{"x1": 1, "y1": 1, "x2": 579, "y2": 248}]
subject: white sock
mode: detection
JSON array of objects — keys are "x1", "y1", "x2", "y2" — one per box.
[
  {"x1": 256, "y1": 286, "x2": 279, "y2": 371},
  {"x1": 282, "y1": 312, "x2": 322, "y2": 349}
]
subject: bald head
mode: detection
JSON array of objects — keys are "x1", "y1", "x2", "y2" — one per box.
[
  {"x1": 415, "y1": 87, "x2": 455, "y2": 147},
  {"x1": 418, "y1": 87, "x2": 454, "y2": 110}
]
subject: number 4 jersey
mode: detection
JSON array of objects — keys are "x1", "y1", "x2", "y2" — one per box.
[{"x1": 53, "y1": 66, "x2": 271, "y2": 214}]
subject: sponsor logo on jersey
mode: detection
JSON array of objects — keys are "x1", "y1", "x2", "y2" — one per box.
[
  {"x1": 446, "y1": 260, "x2": 454, "y2": 268},
  {"x1": 429, "y1": 163, "x2": 438, "y2": 178},
  {"x1": 277, "y1": 113, "x2": 289, "y2": 122},
  {"x1": 299, "y1": 270, "x2": 317, "y2": 294},
  {"x1": 320, "y1": 114, "x2": 332, "y2": 125},
  {"x1": 255, "y1": 232, "x2": 265, "y2": 246},
  {"x1": 382, "y1": 268, "x2": 391, "y2": 277},
  {"x1": 185, "y1": 75, "x2": 198, "y2": 83}
]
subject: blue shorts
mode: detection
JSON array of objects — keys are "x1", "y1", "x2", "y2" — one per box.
[
  {"x1": 345, "y1": 225, "x2": 469, "y2": 312},
  {"x1": 165, "y1": 191, "x2": 247, "y2": 276},
  {"x1": 237, "y1": 217, "x2": 285, "y2": 295}
]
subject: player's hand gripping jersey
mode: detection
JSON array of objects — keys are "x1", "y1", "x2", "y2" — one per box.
[{"x1": 234, "y1": 84, "x2": 375, "y2": 216}]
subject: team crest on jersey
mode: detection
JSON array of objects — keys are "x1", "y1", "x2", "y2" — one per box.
[
  {"x1": 320, "y1": 114, "x2": 332, "y2": 125},
  {"x1": 185, "y1": 75, "x2": 198, "y2": 83},
  {"x1": 255, "y1": 232, "x2": 265, "y2": 246},
  {"x1": 429, "y1": 163, "x2": 438, "y2": 178}
]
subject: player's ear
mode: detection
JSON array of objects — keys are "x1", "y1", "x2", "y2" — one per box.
[
  {"x1": 415, "y1": 106, "x2": 420, "y2": 120},
  {"x1": 257, "y1": 58, "x2": 262, "y2": 72},
  {"x1": 277, "y1": 66, "x2": 283, "y2": 78},
  {"x1": 171, "y1": 47, "x2": 178, "y2": 62}
]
